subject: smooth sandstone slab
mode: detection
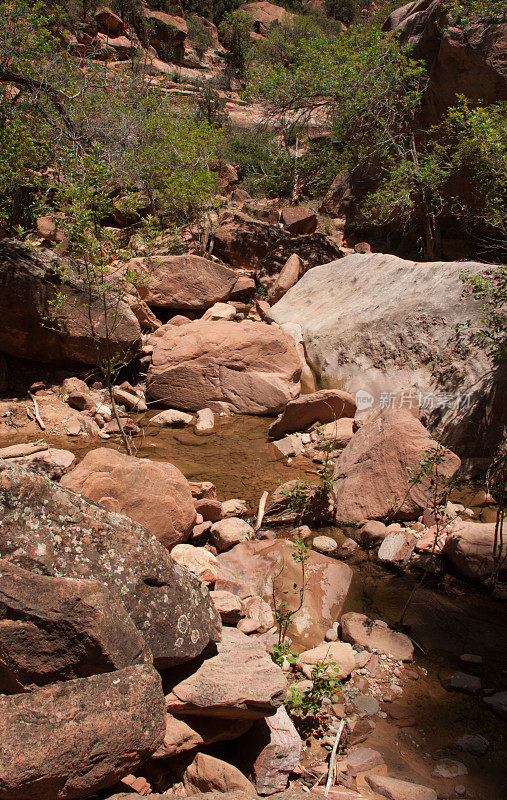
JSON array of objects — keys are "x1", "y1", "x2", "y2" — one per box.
[{"x1": 166, "y1": 627, "x2": 286, "y2": 719}]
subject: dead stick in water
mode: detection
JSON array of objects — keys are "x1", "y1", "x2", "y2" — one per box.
[
  {"x1": 28, "y1": 392, "x2": 45, "y2": 430},
  {"x1": 255, "y1": 490, "x2": 269, "y2": 532},
  {"x1": 324, "y1": 718, "x2": 345, "y2": 796}
]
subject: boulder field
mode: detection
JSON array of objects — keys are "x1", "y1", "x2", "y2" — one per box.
[
  {"x1": 267, "y1": 253, "x2": 506, "y2": 460},
  {"x1": 0, "y1": 462, "x2": 302, "y2": 800}
]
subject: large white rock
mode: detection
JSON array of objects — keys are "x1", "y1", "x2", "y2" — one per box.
[{"x1": 267, "y1": 254, "x2": 504, "y2": 458}]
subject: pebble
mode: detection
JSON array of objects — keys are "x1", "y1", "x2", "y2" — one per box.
[
  {"x1": 354, "y1": 651, "x2": 371, "y2": 669},
  {"x1": 453, "y1": 733, "x2": 489, "y2": 755},
  {"x1": 366, "y1": 655, "x2": 379, "y2": 677},
  {"x1": 353, "y1": 694, "x2": 380, "y2": 716},
  {"x1": 455, "y1": 785, "x2": 466, "y2": 796},
  {"x1": 432, "y1": 758, "x2": 468, "y2": 779},
  {"x1": 325, "y1": 622, "x2": 339, "y2": 642},
  {"x1": 443, "y1": 672, "x2": 482, "y2": 694}
]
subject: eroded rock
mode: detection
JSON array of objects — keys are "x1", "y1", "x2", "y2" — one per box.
[
  {"x1": 340, "y1": 612, "x2": 414, "y2": 661},
  {"x1": 0, "y1": 665, "x2": 166, "y2": 800},
  {"x1": 61, "y1": 448, "x2": 196, "y2": 551},
  {"x1": 147, "y1": 320, "x2": 301, "y2": 414},
  {"x1": 0, "y1": 464, "x2": 221, "y2": 668},
  {"x1": 333, "y1": 409, "x2": 460, "y2": 525},
  {"x1": 0, "y1": 560, "x2": 148, "y2": 692},
  {"x1": 165, "y1": 627, "x2": 286, "y2": 719}
]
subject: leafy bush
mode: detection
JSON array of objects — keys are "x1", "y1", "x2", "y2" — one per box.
[
  {"x1": 181, "y1": 0, "x2": 242, "y2": 25},
  {"x1": 325, "y1": 0, "x2": 360, "y2": 25},
  {"x1": 287, "y1": 659, "x2": 343, "y2": 716},
  {"x1": 195, "y1": 84, "x2": 230, "y2": 128},
  {"x1": 443, "y1": 0, "x2": 506, "y2": 25},
  {"x1": 222, "y1": 127, "x2": 342, "y2": 199},
  {"x1": 220, "y1": 8, "x2": 254, "y2": 80},
  {"x1": 186, "y1": 13, "x2": 213, "y2": 57}
]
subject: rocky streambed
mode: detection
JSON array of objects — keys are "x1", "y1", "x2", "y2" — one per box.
[{"x1": 0, "y1": 402, "x2": 505, "y2": 800}]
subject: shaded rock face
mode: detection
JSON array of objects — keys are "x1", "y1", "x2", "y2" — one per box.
[
  {"x1": 216, "y1": 541, "x2": 353, "y2": 650},
  {"x1": 0, "y1": 464, "x2": 221, "y2": 668},
  {"x1": 61, "y1": 448, "x2": 196, "y2": 551},
  {"x1": 0, "y1": 665, "x2": 166, "y2": 800},
  {"x1": 240, "y1": 706, "x2": 302, "y2": 795},
  {"x1": 333, "y1": 408, "x2": 460, "y2": 525},
  {"x1": 264, "y1": 481, "x2": 334, "y2": 528},
  {"x1": 281, "y1": 207, "x2": 318, "y2": 235},
  {"x1": 0, "y1": 560, "x2": 148, "y2": 692},
  {"x1": 383, "y1": 0, "x2": 507, "y2": 122},
  {"x1": 143, "y1": 9, "x2": 187, "y2": 45},
  {"x1": 0, "y1": 240, "x2": 141, "y2": 365},
  {"x1": 268, "y1": 254, "x2": 504, "y2": 461},
  {"x1": 132, "y1": 254, "x2": 237, "y2": 310},
  {"x1": 165, "y1": 627, "x2": 286, "y2": 719},
  {"x1": 212, "y1": 211, "x2": 341, "y2": 281},
  {"x1": 146, "y1": 320, "x2": 301, "y2": 414}
]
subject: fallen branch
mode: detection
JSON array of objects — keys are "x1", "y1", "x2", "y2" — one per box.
[
  {"x1": 0, "y1": 442, "x2": 49, "y2": 459},
  {"x1": 324, "y1": 718, "x2": 345, "y2": 796},
  {"x1": 28, "y1": 392, "x2": 46, "y2": 431},
  {"x1": 254, "y1": 490, "x2": 269, "y2": 532}
]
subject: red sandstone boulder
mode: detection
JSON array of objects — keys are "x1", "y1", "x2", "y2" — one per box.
[
  {"x1": 165, "y1": 627, "x2": 286, "y2": 719},
  {"x1": 0, "y1": 241, "x2": 141, "y2": 366},
  {"x1": 94, "y1": 7, "x2": 125, "y2": 35},
  {"x1": 216, "y1": 540, "x2": 353, "y2": 650},
  {"x1": 61, "y1": 448, "x2": 196, "y2": 551},
  {"x1": 366, "y1": 773, "x2": 437, "y2": 800},
  {"x1": 264, "y1": 480, "x2": 334, "y2": 527},
  {"x1": 267, "y1": 254, "x2": 303, "y2": 305},
  {"x1": 146, "y1": 320, "x2": 301, "y2": 414},
  {"x1": 245, "y1": 2, "x2": 294, "y2": 34},
  {"x1": 340, "y1": 612, "x2": 414, "y2": 661},
  {"x1": 384, "y1": 0, "x2": 507, "y2": 122},
  {"x1": 240, "y1": 706, "x2": 302, "y2": 795},
  {"x1": 269, "y1": 389, "x2": 356, "y2": 438},
  {"x1": 180, "y1": 752, "x2": 255, "y2": 794},
  {"x1": 443, "y1": 519, "x2": 506, "y2": 582},
  {"x1": 333, "y1": 408, "x2": 461, "y2": 525},
  {"x1": 0, "y1": 665, "x2": 166, "y2": 800},
  {"x1": 213, "y1": 212, "x2": 277, "y2": 269},
  {"x1": 132, "y1": 254, "x2": 237, "y2": 310},
  {"x1": 0, "y1": 464, "x2": 221, "y2": 668},
  {"x1": 143, "y1": 10, "x2": 187, "y2": 44},
  {"x1": 281, "y1": 207, "x2": 318, "y2": 235},
  {"x1": 0, "y1": 560, "x2": 148, "y2": 692}
]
